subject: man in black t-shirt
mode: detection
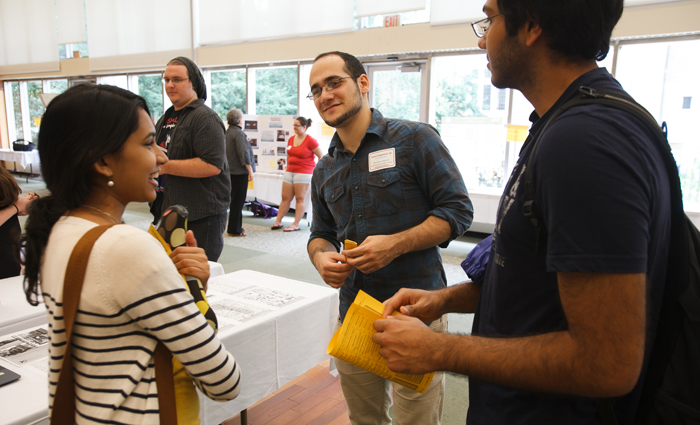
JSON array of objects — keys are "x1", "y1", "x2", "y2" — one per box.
[
  {"x1": 370, "y1": 1, "x2": 671, "y2": 424},
  {"x1": 154, "y1": 57, "x2": 230, "y2": 261}
]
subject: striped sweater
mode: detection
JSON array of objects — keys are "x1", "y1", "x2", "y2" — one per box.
[{"x1": 41, "y1": 216, "x2": 241, "y2": 424}]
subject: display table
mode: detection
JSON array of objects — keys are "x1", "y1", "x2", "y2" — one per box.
[
  {"x1": 0, "y1": 276, "x2": 45, "y2": 337},
  {"x1": 0, "y1": 149, "x2": 40, "y2": 182},
  {"x1": 0, "y1": 270, "x2": 338, "y2": 425},
  {"x1": 199, "y1": 270, "x2": 338, "y2": 424},
  {"x1": 247, "y1": 172, "x2": 312, "y2": 223}
]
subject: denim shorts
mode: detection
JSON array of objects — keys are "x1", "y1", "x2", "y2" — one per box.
[{"x1": 283, "y1": 171, "x2": 312, "y2": 185}]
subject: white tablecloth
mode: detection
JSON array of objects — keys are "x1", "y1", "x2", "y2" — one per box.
[
  {"x1": 0, "y1": 276, "x2": 45, "y2": 337},
  {"x1": 0, "y1": 149, "x2": 40, "y2": 169},
  {"x1": 0, "y1": 270, "x2": 338, "y2": 425},
  {"x1": 200, "y1": 270, "x2": 338, "y2": 424}
]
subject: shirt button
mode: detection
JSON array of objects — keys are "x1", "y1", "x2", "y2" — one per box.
[
  {"x1": 358, "y1": 214, "x2": 363, "y2": 219},
  {"x1": 331, "y1": 195, "x2": 335, "y2": 199},
  {"x1": 354, "y1": 186, "x2": 359, "y2": 190},
  {"x1": 353, "y1": 158, "x2": 356, "y2": 162},
  {"x1": 382, "y1": 179, "x2": 386, "y2": 183}
]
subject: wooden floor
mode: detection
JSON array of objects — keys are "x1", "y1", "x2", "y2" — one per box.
[{"x1": 221, "y1": 360, "x2": 350, "y2": 425}]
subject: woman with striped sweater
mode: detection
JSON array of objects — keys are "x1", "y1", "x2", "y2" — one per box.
[{"x1": 22, "y1": 84, "x2": 241, "y2": 424}]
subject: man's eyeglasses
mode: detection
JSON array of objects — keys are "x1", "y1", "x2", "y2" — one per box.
[
  {"x1": 307, "y1": 76, "x2": 359, "y2": 100},
  {"x1": 161, "y1": 77, "x2": 189, "y2": 85},
  {"x1": 471, "y1": 13, "x2": 503, "y2": 38}
]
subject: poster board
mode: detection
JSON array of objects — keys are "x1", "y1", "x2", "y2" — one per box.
[{"x1": 242, "y1": 114, "x2": 295, "y2": 173}]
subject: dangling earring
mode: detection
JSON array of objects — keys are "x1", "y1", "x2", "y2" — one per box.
[{"x1": 107, "y1": 180, "x2": 115, "y2": 187}]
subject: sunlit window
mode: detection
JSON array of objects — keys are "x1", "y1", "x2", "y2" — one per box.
[
  {"x1": 615, "y1": 39, "x2": 700, "y2": 211},
  {"x1": 211, "y1": 70, "x2": 246, "y2": 121},
  {"x1": 429, "y1": 54, "x2": 509, "y2": 191},
  {"x1": 27, "y1": 81, "x2": 44, "y2": 143},
  {"x1": 251, "y1": 66, "x2": 298, "y2": 116},
  {"x1": 136, "y1": 75, "x2": 164, "y2": 121}
]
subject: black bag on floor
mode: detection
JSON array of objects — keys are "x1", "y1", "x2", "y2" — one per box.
[{"x1": 522, "y1": 86, "x2": 700, "y2": 425}]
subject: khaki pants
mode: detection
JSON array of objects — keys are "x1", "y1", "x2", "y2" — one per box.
[{"x1": 334, "y1": 316, "x2": 446, "y2": 425}]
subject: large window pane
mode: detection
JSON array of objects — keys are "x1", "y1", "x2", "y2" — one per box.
[
  {"x1": 211, "y1": 70, "x2": 246, "y2": 121},
  {"x1": 9, "y1": 82, "x2": 23, "y2": 141},
  {"x1": 137, "y1": 75, "x2": 164, "y2": 122},
  {"x1": 27, "y1": 81, "x2": 44, "y2": 143},
  {"x1": 254, "y1": 67, "x2": 298, "y2": 115},
  {"x1": 430, "y1": 54, "x2": 509, "y2": 191},
  {"x1": 615, "y1": 39, "x2": 700, "y2": 211},
  {"x1": 48, "y1": 80, "x2": 68, "y2": 94},
  {"x1": 371, "y1": 68, "x2": 421, "y2": 121}
]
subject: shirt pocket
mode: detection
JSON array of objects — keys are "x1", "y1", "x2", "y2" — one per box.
[
  {"x1": 367, "y1": 170, "x2": 405, "y2": 215},
  {"x1": 323, "y1": 183, "x2": 350, "y2": 227}
]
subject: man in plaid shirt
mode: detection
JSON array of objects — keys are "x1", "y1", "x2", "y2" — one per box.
[{"x1": 307, "y1": 51, "x2": 473, "y2": 425}]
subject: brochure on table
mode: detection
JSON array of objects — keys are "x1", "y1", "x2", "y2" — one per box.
[{"x1": 242, "y1": 115, "x2": 296, "y2": 173}]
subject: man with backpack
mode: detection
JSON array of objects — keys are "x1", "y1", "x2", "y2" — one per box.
[{"x1": 371, "y1": 0, "x2": 683, "y2": 423}]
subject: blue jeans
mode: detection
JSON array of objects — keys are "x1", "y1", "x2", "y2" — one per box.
[{"x1": 187, "y1": 211, "x2": 227, "y2": 262}]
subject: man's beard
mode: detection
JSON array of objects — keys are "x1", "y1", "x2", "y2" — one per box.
[{"x1": 324, "y1": 84, "x2": 364, "y2": 128}]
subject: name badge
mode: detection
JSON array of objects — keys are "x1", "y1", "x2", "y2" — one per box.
[{"x1": 368, "y1": 148, "x2": 396, "y2": 172}]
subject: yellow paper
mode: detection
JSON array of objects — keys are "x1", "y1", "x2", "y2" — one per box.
[
  {"x1": 506, "y1": 124, "x2": 529, "y2": 143},
  {"x1": 247, "y1": 179, "x2": 254, "y2": 190},
  {"x1": 343, "y1": 239, "x2": 357, "y2": 262},
  {"x1": 327, "y1": 290, "x2": 434, "y2": 393},
  {"x1": 268, "y1": 160, "x2": 277, "y2": 168}
]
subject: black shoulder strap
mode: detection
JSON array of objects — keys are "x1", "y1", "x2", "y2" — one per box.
[{"x1": 522, "y1": 86, "x2": 677, "y2": 252}]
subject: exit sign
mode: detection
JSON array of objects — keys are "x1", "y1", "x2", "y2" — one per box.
[{"x1": 384, "y1": 14, "x2": 400, "y2": 27}]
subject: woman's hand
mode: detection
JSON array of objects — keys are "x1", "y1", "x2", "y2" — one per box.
[
  {"x1": 15, "y1": 193, "x2": 38, "y2": 216},
  {"x1": 169, "y1": 230, "x2": 210, "y2": 291}
]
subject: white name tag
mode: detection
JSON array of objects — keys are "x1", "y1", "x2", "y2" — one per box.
[{"x1": 368, "y1": 148, "x2": 396, "y2": 172}]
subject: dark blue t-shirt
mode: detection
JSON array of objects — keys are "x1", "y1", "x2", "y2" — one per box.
[{"x1": 468, "y1": 68, "x2": 671, "y2": 425}]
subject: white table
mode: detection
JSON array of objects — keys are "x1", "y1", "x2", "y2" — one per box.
[
  {"x1": 200, "y1": 270, "x2": 338, "y2": 424},
  {"x1": 247, "y1": 172, "x2": 312, "y2": 224},
  {"x1": 0, "y1": 149, "x2": 41, "y2": 182},
  {"x1": 0, "y1": 270, "x2": 338, "y2": 425},
  {"x1": 0, "y1": 276, "x2": 45, "y2": 337}
]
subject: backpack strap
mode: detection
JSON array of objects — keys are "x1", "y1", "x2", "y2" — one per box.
[{"x1": 51, "y1": 223, "x2": 178, "y2": 425}]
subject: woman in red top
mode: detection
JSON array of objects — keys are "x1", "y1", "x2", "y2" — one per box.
[{"x1": 271, "y1": 116, "x2": 323, "y2": 231}]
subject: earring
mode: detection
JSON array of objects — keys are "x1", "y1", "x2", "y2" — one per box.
[{"x1": 107, "y1": 180, "x2": 115, "y2": 187}]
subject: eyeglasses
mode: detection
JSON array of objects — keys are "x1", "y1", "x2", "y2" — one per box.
[
  {"x1": 293, "y1": 124, "x2": 303, "y2": 128},
  {"x1": 471, "y1": 13, "x2": 503, "y2": 38},
  {"x1": 161, "y1": 77, "x2": 189, "y2": 85},
  {"x1": 307, "y1": 76, "x2": 359, "y2": 100}
]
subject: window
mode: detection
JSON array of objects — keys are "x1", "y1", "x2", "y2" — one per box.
[
  {"x1": 8, "y1": 82, "x2": 23, "y2": 141},
  {"x1": 136, "y1": 74, "x2": 164, "y2": 121},
  {"x1": 251, "y1": 66, "x2": 298, "y2": 116},
  {"x1": 210, "y1": 69, "x2": 246, "y2": 121},
  {"x1": 370, "y1": 66, "x2": 422, "y2": 121},
  {"x1": 27, "y1": 81, "x2": 44, "y2": 143},
  {"x1": 48, "y1": 80, "x2": 68, "y2": 94},
  {"x1": 615, "y1": 39, "x2": 700, "y2": 211},
  {"x1": 429, "y1": 54, "x2": 509, "y2": 191}
]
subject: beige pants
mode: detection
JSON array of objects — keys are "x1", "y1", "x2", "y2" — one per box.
[{"x1": 334, "y1": 316, "x2": 446, "y2": 425}]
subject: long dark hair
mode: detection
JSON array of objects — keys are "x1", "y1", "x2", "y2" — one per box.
[{"x1": 22, "y1": 84, "x2": 150, "y2": 305}]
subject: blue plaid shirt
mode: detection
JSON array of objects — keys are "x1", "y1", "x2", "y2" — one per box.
[{"x1": 309, "y1": 109, "x2": 474, "y2": 321}]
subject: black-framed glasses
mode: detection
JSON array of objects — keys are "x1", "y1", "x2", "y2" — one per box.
[
  {"x1": 471, "y1": 13, "x2": 503, "y2": 38},
  {"x1": 161, "y1": 77, "x2": 189, "y2": 85},
  {"x1": 307, "y1": 76, "x2": 359, "y2": 100}
]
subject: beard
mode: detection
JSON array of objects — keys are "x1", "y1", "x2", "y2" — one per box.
[
  {"x1": 489, "y1": 33, "x2": 534, "y2": 90},
  {"x1": 323, "y1": 82, "x2": 364, "y2": 128}
]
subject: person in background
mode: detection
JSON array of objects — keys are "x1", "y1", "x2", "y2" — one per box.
[
  {"x1": 372, "y1": 1, "x2": 671, "y2": 424},
  {"x1": 22, "y1": 84, "x2": 241, "y2": 423},
  {"x1": 0, "y1": 167, "x2": 37, "y2": 278},
  {"x1": 225, "y1": 108, "x2": 254, "y2": 237},
  {"x1": 307, "y1": 51, "x2": 474, "y2": 425},
  {"x1": 270, "y1": 116, "x2": 323, "y2": 232},
  {"x1": 156, "y1": 56, "x2": 231, "y2": 261}
]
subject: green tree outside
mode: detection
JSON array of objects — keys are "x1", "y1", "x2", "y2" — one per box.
[
  {"x1": 211, "y1": 70, "x2": 246, "y2": 121},
  {"x1": 255, "y1": 67, "x2": 297, "y2": 115},
  {"x1": 434, "y1": 70, "x2": 482, "y2": 133},
  {"x1": 138, "y1": 76, "x2": 164, "y2": 121}
]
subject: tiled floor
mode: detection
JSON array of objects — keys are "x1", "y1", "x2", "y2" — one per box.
[{"x1": 16, "y1": 176, "x2": 483, "y2": 424}]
